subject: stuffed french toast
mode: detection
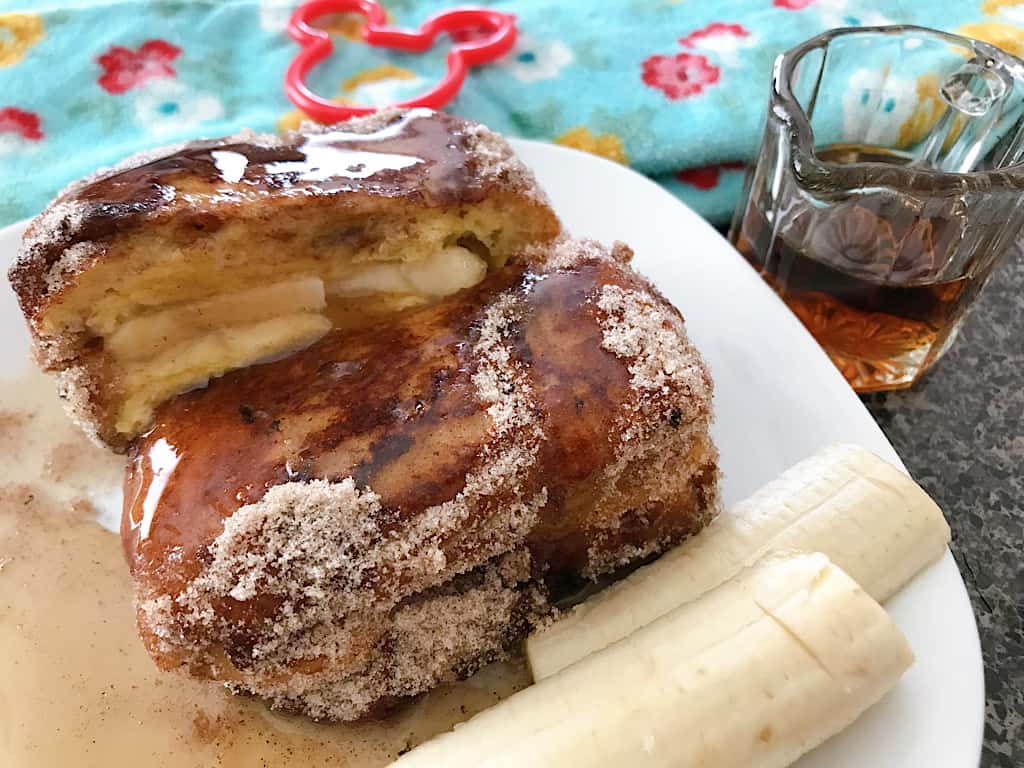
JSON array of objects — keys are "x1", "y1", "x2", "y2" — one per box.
[
  {"x1": 123, "y1": 237, "x2": 719, "y2": 720},
  {"x1": 8, "y1": 109, "x2": 721, "y2": 722}
]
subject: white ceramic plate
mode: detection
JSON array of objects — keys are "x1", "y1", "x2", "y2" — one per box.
[{"x1": 0, "y1": 139, "x2": 983, "y2": 767}]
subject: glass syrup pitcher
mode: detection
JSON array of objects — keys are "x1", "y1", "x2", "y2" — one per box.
[{"x1": 730, "y1": 25, "x2": 1024, "y2": 392}]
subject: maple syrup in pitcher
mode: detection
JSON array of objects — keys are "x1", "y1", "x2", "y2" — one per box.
[
  {"x1": 734, "y1": 26, "x2": 1024, "y2": 391},
  {"x1": 732, "y1": 144, "x2": 977, "y2": 392}
]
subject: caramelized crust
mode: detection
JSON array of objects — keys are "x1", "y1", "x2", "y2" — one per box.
[
  {"x1": 7, "y1": 109, "x2": 559, "y2": 449},
  {"x1": 123, "y1": 238, "x2": 720, "y2": 720}
]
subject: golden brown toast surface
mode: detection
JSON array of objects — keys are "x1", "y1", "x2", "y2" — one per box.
[
  {"x1": 123, "y1": 239, "x2": 719, "y2": 720},
  {"x1": 8, "y1": 109, "x2": 559, "y2": 448},
  {"x1": 10, "y1": 108, "x2": 548, "y2": 318}
]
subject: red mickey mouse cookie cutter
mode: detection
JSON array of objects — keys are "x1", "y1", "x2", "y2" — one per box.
[{"x1": 285, "y1": 0, "x2": 517, "y2": 123}]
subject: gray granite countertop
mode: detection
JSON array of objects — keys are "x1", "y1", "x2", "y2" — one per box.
[{"x1": 862, "y1": 249, "x2": 1023, "y2": 767}]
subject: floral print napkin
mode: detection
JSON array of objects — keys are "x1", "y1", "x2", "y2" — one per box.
[{"x1": 1, "y1": 0, "x2": 1021, "y2": 228}]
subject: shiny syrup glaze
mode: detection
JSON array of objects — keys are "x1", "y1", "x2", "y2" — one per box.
[
  {"x1": 123, "y1": 264, "x2": 527, "y2": 592},
  {"x1": 123, "y1": 256, "x2": 714, "y2": 638},
  {"x1": 17, "y1": 110, "x2": 491, "y2": 302},
  {"x1": 0, "y1": 366, "x2": 529, "y2": 767},
  {"x1": 74, "y1": 108, "x2": 479, "y2": 209}
]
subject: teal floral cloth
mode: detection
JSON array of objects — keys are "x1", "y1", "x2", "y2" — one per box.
[{"x1": 0, "y1": 0, "x2": 1016, "y2": 227}]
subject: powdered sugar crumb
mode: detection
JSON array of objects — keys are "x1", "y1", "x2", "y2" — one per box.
[
  {"x1": 190, "y1": 478, "x2": 380, "y2": 609},
  {"x1": 44, "y1": 242, "x2": 100, "y2": 294},
  {"x1": 524, "y1": 236, "x2": 633, "y2": 272},
  {"x1": 458, "y1": 290, "x2": 548, "y2": 535},
  {"x1": 390, "y1": 290, "x2": 549, "y2": 577},
  {"x1": 584, "y1": 281, "x2": 718, "y2": 577},
  {"x1": 471, "y1": 292, "x2": 538, "y2": 437},
  {"x1": 462, "y1": 121, "x2": 541, "y2": 194},
  {"x1": 260, "y1": 550, "x2": 540, "y2": 721},
  {"x1": 19, "y1": 201, "x2": 88, "y2": 259},
  {"x1": 153, "y1": 478, "x2": 386, "y2": 678},
  {"x1": 598, "y1": 283, "x2": 707, "y2": 400}
]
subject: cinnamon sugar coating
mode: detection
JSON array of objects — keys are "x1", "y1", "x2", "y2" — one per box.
[{"x1": 124, "y1": 238, "x2": 720, "y2": 720}]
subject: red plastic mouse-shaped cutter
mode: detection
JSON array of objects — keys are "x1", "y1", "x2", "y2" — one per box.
[{"x1": 285, "y1": 0, "x2": 517, "y2": 123}]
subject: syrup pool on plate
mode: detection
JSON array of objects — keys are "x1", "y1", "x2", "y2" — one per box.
[{"x1": 0, "y1": 366, "x2": 528, "y2": 768}]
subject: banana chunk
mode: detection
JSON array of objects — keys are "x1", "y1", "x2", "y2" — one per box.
[
  {"x1": 326, "y1": 246, "x2": 487, "y2": 300},
  {"x1": 115, "y1": 312, "x2": 331, "y2": 435},
  {"x1": 103, "y1": 276, "x2": 327, "y2": 359},
  {"x1": 392, "y1": 553, "x2": 914, "y2": 768},
  {"x1": 528, "y1": 443, "x2": 949, "y2": 680}
]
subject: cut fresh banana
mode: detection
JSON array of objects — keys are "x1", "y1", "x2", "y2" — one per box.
[
  {"x1": 528, "y1": 443, "x2": 949, "y2": 680},
  {"x1": 326, "y1": 246, "x2": 487, "y2": 300},
  {"x1": 115, "y1": 312, "x2": 331, "y2": 434},
  {"x1": 104, "y1": 276, "x2": 327, "y2": 362},
  {"x1": 392, "y1": 553, "x2": 914, "y2": 768}
]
